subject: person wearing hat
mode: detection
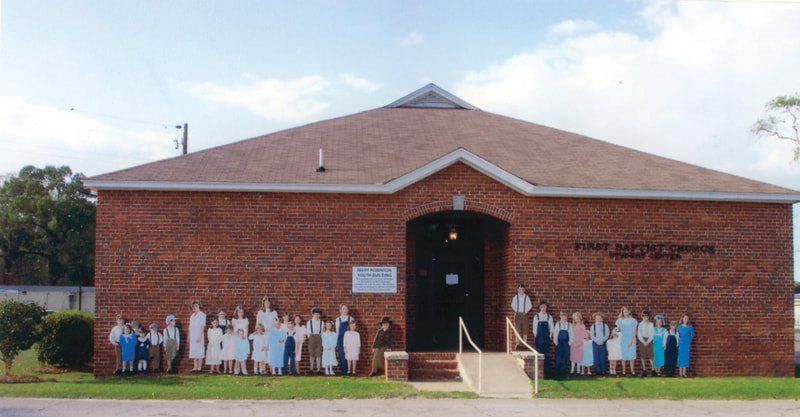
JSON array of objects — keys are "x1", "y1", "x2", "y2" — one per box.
[
  {"x1": 306, "y1": 307, "x2": 324, "y2": 374},
  {"x1": 368, "y1": 316, "x2": 393, "y2": 377},
  {"x1": 163, "y1": 314, "x2": 180, "y2": 373}
]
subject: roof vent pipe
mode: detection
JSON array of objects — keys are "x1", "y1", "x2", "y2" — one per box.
[{"x1": 316, "y1": 148, "x2": 326, "y2": 172}]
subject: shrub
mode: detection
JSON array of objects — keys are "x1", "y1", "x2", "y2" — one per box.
[
  {"x1": 0, "y1": 301, "x2": 45, "y2": 375},
  {"x1": 37, "y1": 310, "x2": 94, "y2": 369}
]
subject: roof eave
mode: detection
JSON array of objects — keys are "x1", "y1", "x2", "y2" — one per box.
[{"x1": 83, "y1": 148, "x2": 800, "y2": 204}]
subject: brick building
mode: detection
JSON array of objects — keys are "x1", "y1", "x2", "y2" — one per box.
[{"x1": 86, "y1": 84, "x2": 798, "y2": 377}]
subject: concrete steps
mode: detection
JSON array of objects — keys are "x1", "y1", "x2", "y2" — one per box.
[
  {"x1": 457, "y1": 352, "x2": 532, "y2": 398},
  {"x1": 408, "y1": 352, "x2": 461, "y2": 381}
]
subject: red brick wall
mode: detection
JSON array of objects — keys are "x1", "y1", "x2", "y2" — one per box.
[{"x1": 94, "y1": 162, "x2": 795, "y2": 377}]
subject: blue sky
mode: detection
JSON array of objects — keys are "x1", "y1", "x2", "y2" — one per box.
[
  {"x1": 0, "y1": 0, "x2": 649, "y2": 150},
  {"x1": 1, "y1": 0, "x2": 799, "y2": 280}
]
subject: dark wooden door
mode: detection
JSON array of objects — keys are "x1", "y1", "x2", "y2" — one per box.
[{"x1": 414, "y1": 218, "x2": 484, "y2": 350}]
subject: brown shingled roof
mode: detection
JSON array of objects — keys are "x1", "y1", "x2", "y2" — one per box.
[{"x1": 89, "y1": 105, "x2": 794, "y2": 195}]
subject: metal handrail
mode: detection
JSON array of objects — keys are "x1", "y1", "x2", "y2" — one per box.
[
  {"x1": 505, "y1": 316, "x2": 540, "y2": 394},
  {"x1": 458, "y1": 316, "x2": 482, "y2": 394}
]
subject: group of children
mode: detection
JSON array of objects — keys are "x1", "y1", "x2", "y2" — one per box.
[
  {"x1": 108, "y1": 314, "x2": 180, "y2": 374},
  {"x1": 511, "y1": 285, "x2": 697, "y2": 378},
  {"x1": 109, "y1": 297, "x2": 394, "y2": 377}
]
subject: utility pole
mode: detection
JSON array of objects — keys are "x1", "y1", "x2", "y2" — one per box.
[{"x1": 181, "y1": 123, "x2": 188, "y2": 155}]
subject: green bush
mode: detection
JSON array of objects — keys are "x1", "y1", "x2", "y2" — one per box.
[
  {"x1": 37, "y1": 310, "x2": 94, "y2": 369},
  {"x1": 0, "y1": 301, "x2": 45, "y2": 374}
]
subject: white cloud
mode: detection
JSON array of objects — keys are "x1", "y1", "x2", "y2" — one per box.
[
  {"x1": 188, "y1": 76, "x2": 329, "y2": 123},
  {"x1": 339, "y1": 73, "x2": 381, "y2": 92},
  {"x1": 397, "y1": 31, "x2": 424, "y2": 47},
  {"x1": 455, "y1": 0, "x2": 800, "y2": 191},
  {"x1": 548, "y1": 19, "x2": 599, "y2": 37},
  {"x1": 0, "y1": 96, "x2": 175, "y2": 176}
]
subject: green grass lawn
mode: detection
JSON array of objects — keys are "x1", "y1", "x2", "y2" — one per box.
[
  {"x1": 2, "y1": 350, "x2": 798, "y2": 400},
  {"x1": 536, "y1": 372, "x2": 800, "y2": 400},
  {"x1": 0, "y1": 350, "x2": 474, "y2": 400}
]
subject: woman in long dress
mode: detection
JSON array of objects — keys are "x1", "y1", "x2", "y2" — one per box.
[
  {"x1": 205, "y1": 318, "x2": 223, "y2": 373},
  {"x1": 615, "y1": 307, "x2": 638, "y2": 376},
  {"x1": 267, "y1": 320, "x2": 287, "y2": 375},
  {"x1": 677, "y1": 314, "x2": 695, "y2": 377},
  {"x1": 652, "y1": 315, "x2": 667, "y2": 375},
  {"x1": 188, "y1": 301, "x2": 207, "y2": 372}
]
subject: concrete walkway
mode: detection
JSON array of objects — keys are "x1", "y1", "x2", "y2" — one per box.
[
  {"x1": 457, "y1": 352, "x2": 531, "y2": 398},
  {"x1": 1, "y1": 398, "x2": 799, "y2": 417}
]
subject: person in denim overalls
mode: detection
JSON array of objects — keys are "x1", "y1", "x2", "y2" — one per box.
[
  {"x1": 532, "y1": 302, "x2": 553, "y2": 374},
  {"x1": 335, "y1": 304, "x2": 353, "y2": 375}
]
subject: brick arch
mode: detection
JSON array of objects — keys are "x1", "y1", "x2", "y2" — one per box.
[{"x1": 402, "y1": 199, "x2": 513, "y2": 223}]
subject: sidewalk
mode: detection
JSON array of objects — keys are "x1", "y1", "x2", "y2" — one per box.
[{"x1": 2, "y1": 398, "x2": 799, "y2": 417}]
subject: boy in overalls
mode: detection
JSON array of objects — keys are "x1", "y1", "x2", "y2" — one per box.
[{"x1": 335, "y1": 304, "x2": 353, "y2": 374}]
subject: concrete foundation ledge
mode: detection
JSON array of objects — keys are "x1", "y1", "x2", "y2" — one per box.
[
  {"x1": 511, "y1": 351, "x2": 545, "y2": 381},
  {"x1": 384, "y1": 351, "x2": 409, "y2": 382}
]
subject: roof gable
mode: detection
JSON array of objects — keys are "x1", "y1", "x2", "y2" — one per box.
[
  {"x1": 84, "y1": 84, "x2": 800, "y2": 203},
  {"x1": 385, "y1": 83, "x2": 477, "y2": 110}
]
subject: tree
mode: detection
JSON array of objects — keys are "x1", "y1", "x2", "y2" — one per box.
[
  {"x1": 0, "y1": 166, "x2": 96, "y2": 286},
  {"x1": 751, "y1": 94, "x2": 800, "y2": 161},
  {"x1": 0, "y1": 301, "x2": 45, "y2": 374}
]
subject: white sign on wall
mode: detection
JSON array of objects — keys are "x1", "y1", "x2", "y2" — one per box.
[{"x1": 352, "y1": 266, "x2": 397, "y2": 293}]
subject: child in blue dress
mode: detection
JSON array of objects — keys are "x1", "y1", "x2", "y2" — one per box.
[
  {"x1": 135, "y1": 327, "x2": 151, "y2": 372},
  {"x1": 119, "y1": 325, "x2": 137, "y2": 374},
  {"x1": 268, "y1": 320, "x2": 287, "y2": 375},
  {"x1": 677, "y1": 314, "x2": 695, "y2": 378},
  {"x1": 322, "y1": 321, "x2": 338, "y2": 375},
  {"x1": 234, "y1": 328, "x2": 250, "y2": 375},
  {"x1": 663, "y1": 321, "x2": 680, "y2": 377},
  {"x1": 652, "y1": 315, "x2": 667, "y2": 376}
]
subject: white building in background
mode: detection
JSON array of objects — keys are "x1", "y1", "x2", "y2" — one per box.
[{"x1": 0, "y1": 285, "x2": 95, "y2": 313}]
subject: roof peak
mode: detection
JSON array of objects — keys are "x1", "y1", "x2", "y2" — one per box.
[{"x1": 384, "y1": 83, "x2": 477, "y2": 110}]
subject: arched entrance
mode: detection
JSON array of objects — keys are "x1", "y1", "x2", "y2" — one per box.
[{"x1": 406, "y1": 210, "x2": 509, "y2": 351}]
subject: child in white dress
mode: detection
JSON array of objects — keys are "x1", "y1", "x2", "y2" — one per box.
[
  {"x1": 343, "y1": 321, "x2": 361, "y2": 375},
  {"x1": 221, "y1": 325, "x2": 236, "y2": 374},
  {"x1": 205, "y1": 318, "x2": 223, "y2": 373},
  {"x1": 607, "y1": 326, "x2": 622, "y2": 375},
  {"x1": 256, "y1": 297, "x2": 278, "y2": 331},
  {"x1": 232, "y1": 305, "x2": 249, "y2": 338},
  {"x1": 581, "y1": 331, "x2": 594, "y2": 375},
  {"x1": 322, "y1": 321, "x2": 338, "y2": 375},
  {"x1": 293, "y1": 315, "x2": 307, "y2": 367},
  {"x1": 249, "y1": 324, "x2": 269, "y2": 375}
]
